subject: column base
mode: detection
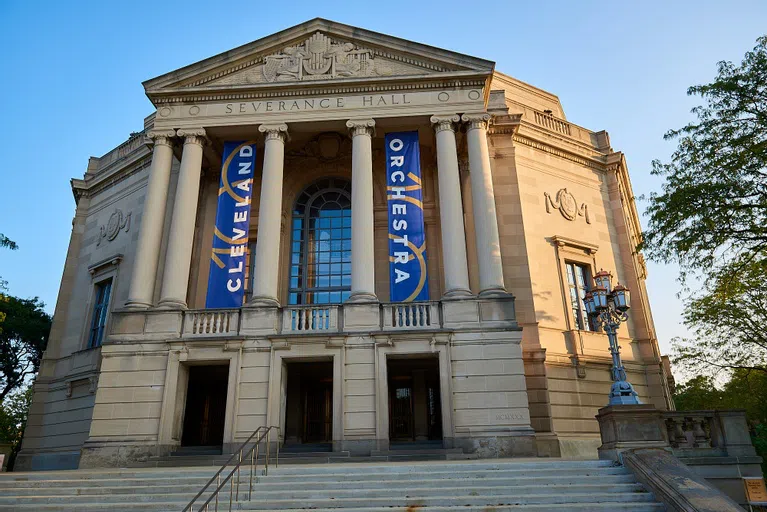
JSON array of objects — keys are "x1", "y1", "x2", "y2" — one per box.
[
  {"x1": 478, "y1": 288, "x2": 511, "y2": 298},
  {"x1": 345, "y1": 292, "x2": 378, "y2": 304},
  {"x1": 441, "y1": 288, "x2": 474, "y2": 300},
  {"x1": 124, "y1": 299, "x2": 152, "y2": 310},
  {"x1": 247, "y1": 296, "x2": 281, "y2": 308},
  {"x1": 155, "y1": 299, "x2": 187, "y2": 310}
]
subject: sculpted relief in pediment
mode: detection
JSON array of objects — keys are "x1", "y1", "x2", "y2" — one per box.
[{"x1": 206, "y1": 32, "x2": 436, "y2": 87}]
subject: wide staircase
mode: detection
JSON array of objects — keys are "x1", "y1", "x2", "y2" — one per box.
[{"x1": 0, "y1": 459, "x2": 664, "y2": 511}]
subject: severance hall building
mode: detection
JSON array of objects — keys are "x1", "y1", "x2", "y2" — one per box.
[{"x1": 18, "y1": 19, "x2": 673, "y2": 470}]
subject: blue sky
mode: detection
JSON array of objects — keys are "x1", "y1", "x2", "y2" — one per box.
[{"x1": 1, "y1": 1, "x2": 765, "y2": 366}]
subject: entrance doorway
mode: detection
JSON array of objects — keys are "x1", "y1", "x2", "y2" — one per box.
[
  {"x1": 388, "y1": 357, "x2": 443, "y2": 442},
  {"x1": 283, "y1": 360, "x2": 333, "y2": 448},
  {"x1": 181, "y1": 365, "x2": 228, "y2": 447}
]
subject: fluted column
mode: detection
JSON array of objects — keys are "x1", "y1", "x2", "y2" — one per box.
[
  {"x1": 157, "y1": 128, "x2": 207, "y2": 309},
  {"x1": 430, "y1": 115, "x2": 472, "y2": 298},
  {"x1": 250, "y1": 123, "x2": 288, "y2": 306},
  {"x1": 346, "y1": 118, "x2": 377, "y2": 302},
  {"x1": 462, "y1": 113, "x2": 507, "y2": 296},
  {"x1": 126, "y1": 129, "x2": 176, "y2": 309}
]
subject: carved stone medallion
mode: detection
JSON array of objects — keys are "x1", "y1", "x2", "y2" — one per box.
[
  {"x1": 544, "y1": 188, "x2": 590, "y2": 224},
  {"x1": 97, "y1": 209, "x2": 131, "y2": 246}
]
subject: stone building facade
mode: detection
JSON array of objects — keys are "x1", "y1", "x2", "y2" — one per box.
[{"x1": 17, "y1": 19, "x2": 673, "y2": 470}]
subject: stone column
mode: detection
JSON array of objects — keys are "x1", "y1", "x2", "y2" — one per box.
[
  {"x1": 250, "y1": 123, "x2": 288, "y2": 306},
  {"x1": 346, "y1": 119, "x2": 377, "y2": 302},
  {"x1": 430, "y1": 115, "x2": 472, "y2": 298},
  {"x1": 125, "y1": 129, "x2": 176, "y2": 309},
  {"x1": 462, "y1": 113, "x2": 507, "y2": 296},
  {"x1": 157, "y1": 128, "x2": 207, "y2": 309}
]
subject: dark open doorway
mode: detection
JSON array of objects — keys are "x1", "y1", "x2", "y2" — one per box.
[
  {"x1": 388, "y1": 357, "x2": 442, "y2": 443},
  {"x1": 181, "y1": 364, "x2": 228, "y2": 448},
  {"x1": 284, "y1": 360, "x2": 333, "y2": 449}
]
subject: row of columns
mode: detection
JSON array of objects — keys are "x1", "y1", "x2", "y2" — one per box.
[{"x1": 125, "y1": 112, "x2": 506, "y2": 310}]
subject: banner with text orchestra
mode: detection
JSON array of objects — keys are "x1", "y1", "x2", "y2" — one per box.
[
  {"x1": 385, "y1": 131, "x2": 429, "y2": 302},
  {"x1": 205, "y1": 141, "x2": 257, "y2": 308}
]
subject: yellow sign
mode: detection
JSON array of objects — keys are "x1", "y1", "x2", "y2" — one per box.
[{"x1": 744, "y1": 477, "x2": 767, "y2": 504}]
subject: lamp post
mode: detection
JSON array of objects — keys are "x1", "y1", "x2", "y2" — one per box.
[{"x1": 583, "y1": 270, "x2": 641, "y2": 406}]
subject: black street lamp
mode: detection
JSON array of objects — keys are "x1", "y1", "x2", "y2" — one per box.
[{"x1": 583, "y1": 270, "x2": 641, "y2": 406}]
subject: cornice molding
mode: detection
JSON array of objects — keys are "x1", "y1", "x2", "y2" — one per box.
[
  {"x1": 151, "y1": 76, "x2": 487, "y2": 105},
  {"x1": 512, "y1": 133, "x2": 607, "y2": 171}
]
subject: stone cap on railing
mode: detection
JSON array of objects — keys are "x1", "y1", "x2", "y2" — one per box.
[{"x1": 596, "y1": 404, "x2": 760, "y2": 461}]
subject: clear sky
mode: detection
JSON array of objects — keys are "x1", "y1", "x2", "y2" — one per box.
[{"x1": 1, "y1": 1, "x2": 765, "y2": 373}]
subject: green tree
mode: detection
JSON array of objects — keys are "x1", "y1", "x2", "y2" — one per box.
[
  {"x1": 0, "y1": 386, "x2": 32, "y2": 471},
  {"x1": 643, "y1": 35, "x2": 767, "y2": 376},
  {"x1": 0, "y1": 296, "x2": 51, "y2": 402},
  {"x1": 0, "y1": 233, "x2": 17, "y2": 294}
]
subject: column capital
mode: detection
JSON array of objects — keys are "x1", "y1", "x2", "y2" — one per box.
[
  {"x1": 258, "y1": 123, "x2": 289, "y2": 142},
  {"x1": 146, "y1": 129, "x2": 177, "y2": 147},
  {"x1": 346, "y1": 118, "x2": 376, "y2": 138},
  {"x1": 177, "y1": 128, "x2": 207, "y2": 147},
  {"x1": 461, "y1": 112, "x2": 492, "y2": 131},
  {"x1": 430, "y1": 114, "x2": 460, "y2": 134}
]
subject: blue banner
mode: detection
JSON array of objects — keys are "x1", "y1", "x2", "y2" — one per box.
[
  {"x1": 205, "y1": 141, "x2": 258, "y2": 308},
  {"x1": 385, "y1": 131, "x2": 429, "y2": 302}
]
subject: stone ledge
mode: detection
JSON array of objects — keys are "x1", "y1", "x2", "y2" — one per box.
[{"x1": 622, "y1": 448, "x2": 743, "y2": 512}]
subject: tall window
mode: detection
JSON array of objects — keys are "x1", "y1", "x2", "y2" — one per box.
[
  {"x1": 289, "y1": 178, "x2": 352, "y2": 305},
  {"x1": 566, "y1": 262, "x2": 595, "y2": 331},
  {"x1": 88, "y1": 278, "x2": 112, "y2": 348}
]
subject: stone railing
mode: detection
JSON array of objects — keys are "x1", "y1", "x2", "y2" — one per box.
[
  {"x1": 382, "y1": 302, "x2": 438, "y2": 330},
  {"x1": 533, "y1": 110, "x2": 571, "y2": 136},
  {"x1": 182, "y1": 309, "x2": 240, "y2": 337},
  {"x1": 663, "y1": 411, "x2": 715, "y2": 449},
  {"x1": 109, "y1": 296, "x2": 517, "y2": 341},
  {"x1": 282, "y1": 305, "x2": 338, "y2": 333}
]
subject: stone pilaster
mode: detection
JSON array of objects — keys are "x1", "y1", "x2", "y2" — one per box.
[
  {"x1": 158, "y1": 128, "x2": 207, "y2": 309},
  {"x1": 126, "y1": 129, "x2": 176, "y2": 309},
  {"x1": 462, "y1": 113, "x2": 507, "y2": 297},
  {"x1": 250, "y1": 123, "x2": 289, "y2": 306},
  {"x1": 346, "y1": 118, "x2": 377, "y2": 303},
  {"x1": 431, "y1": 115, "x2": 472, "y2": 298}
]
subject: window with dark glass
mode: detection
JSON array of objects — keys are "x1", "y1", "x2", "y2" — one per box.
[
  {"x1": 565, "y1": 262, "x2": 595, "y2": 331},
  {"x1": 88, "y1": 278, "x2": 112, "y2": 348},
  {"x1": 289, "y1": 178, "x2": 352, "y2": 305}
]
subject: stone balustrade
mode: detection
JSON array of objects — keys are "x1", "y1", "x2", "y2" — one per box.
[
  {"x1": 182, "y1": 309, "x2": 240, "y2": 337},
  {"x1": 108, "y1": 297, "x2": 517, "y2": 341}
]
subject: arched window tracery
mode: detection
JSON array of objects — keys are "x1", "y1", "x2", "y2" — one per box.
[{"x1": 288, "y1": 178, "x2": 352, "y2": 304}]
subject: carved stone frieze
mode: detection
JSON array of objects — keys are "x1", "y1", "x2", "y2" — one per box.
[
  {"x1": 208, "y1": 32, "x2": 435, "y2": 87},
  {"x1": 544, "y1": 188, "x2": 590, "y2": 224},
  {"x1": 286, "y1": 132, "x2": 352, "y2": 162},
  {"x1": 97, "y1": 209, "x2": 131, "y2": 246}
]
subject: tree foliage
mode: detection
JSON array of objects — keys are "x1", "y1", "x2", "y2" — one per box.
[
  {"x1": 0, "y1": 296, "x2": 50, "y2": 402},
  {"x1": 643, "y1": 35, "x2": 767, "y2": 375},
  {"x1": 674, "y1": 370, "x2": 767, "y2": 470},
  {"x1": 0, "y1": 386, "x2": 32, "y2": 471}
]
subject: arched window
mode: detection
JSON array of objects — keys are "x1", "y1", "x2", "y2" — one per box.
[{"x1": 289, "y1": 178, "x2": 352, "y2": 305}]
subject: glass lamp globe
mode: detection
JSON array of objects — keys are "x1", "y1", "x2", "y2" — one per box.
[
  {"x1": 593, "y1": 270, "x2": 612, "y2": 291},
  {"x1": 583, "y1": 291, "x2": 596, "y2": 316},
  {"x1": 592, "y1": 287, "x2": 610, "y2": 310},
  {"x1": 612, "y1": 283, "x2": 631, "y2": 312}
]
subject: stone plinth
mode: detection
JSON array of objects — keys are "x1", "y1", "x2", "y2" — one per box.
[{"x1": 596, "y1": 404, "x2": 668, "y2": 460}]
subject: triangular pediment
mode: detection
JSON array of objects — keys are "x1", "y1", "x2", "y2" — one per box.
[{"x1": 143, "y1": 18, "x2": 494, "y2": 104}]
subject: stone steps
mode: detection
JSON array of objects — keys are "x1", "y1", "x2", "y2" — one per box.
[{"x1": 0, "y1": 459, "x2": 665, "y2": 511}]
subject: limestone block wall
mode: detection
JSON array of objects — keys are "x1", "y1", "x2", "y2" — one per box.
[{"x1": 18, "y1": 136, "x2": 177, "y2": 470}]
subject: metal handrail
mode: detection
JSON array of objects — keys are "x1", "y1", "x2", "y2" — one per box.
[{"x1": 182, "y1": 425, "x2": 280, "y2": 512}]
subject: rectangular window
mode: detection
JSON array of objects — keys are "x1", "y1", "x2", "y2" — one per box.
[
  {"x1": 88, "y1": 278, "x2": 112, "y2": 348},
  {"x1": 565, "y1": 262, "x2": 595, "y2": 331}
]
